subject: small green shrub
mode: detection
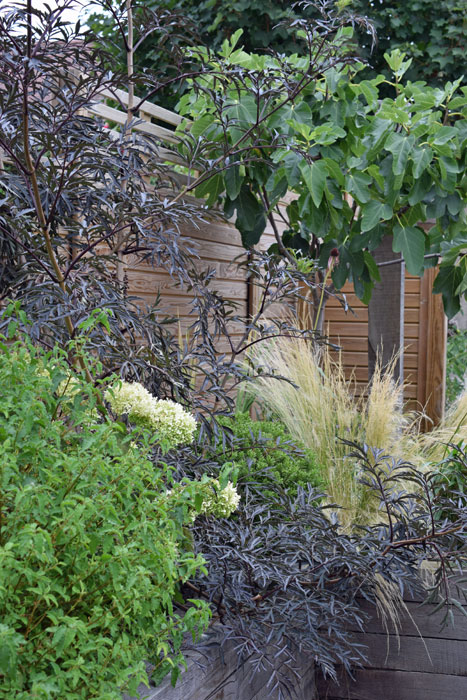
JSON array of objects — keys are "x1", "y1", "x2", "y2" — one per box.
[
  {"x1": 0, "y1": 341, "x2": 210, "y2": 699},
  {"x1": 431, "y1": 442, "x2": 467, "y2": 517},
  {"x1": 215, "y1": 413, "x2": 324, "y2": 490},
  {"x1": 446, "y1": 327, "x2": 467, "y2": 407}
]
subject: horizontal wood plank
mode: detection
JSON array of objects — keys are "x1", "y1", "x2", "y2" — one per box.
[
  {"x1": 330, "y1": 350, "x2": 419, "y2": 369},
  {"x1": 349, "y1": 600, "x2": 467, "y2": 641},
  {"x1": 98, "y1": 87, "x2": 187, "y2": 126},
  {"x1": 349, "y1": 632, "x2": 467, "y2": 676},
  {"x1": 319, "y1": 669, "x2": 467, "y2": 700},
  {"x1": 89, "y1": 102, "x2": 181, "y2": 143}
]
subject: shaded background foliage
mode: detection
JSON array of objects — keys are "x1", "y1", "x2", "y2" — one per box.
[{"x1": 88, "y1": 0, "x2": 467, "y2": 104}]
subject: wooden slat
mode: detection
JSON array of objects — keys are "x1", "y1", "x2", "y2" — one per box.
[
  {"x1": 125, "y1": 271, "x2": 248, "y2": 298},
  {"x1": 98, "y1": 87, "x2": 187, "y2": 127},
  {"x1": 352, "y1": 382, "x2": 418, "y2": 399},
  {"x1": 330, "y1": 351, "x2": 419, "y2": 370},
  {"x1": 181, "y1": 221, "x2": 244, "y2": 247},
  {"x1": 417, "y1": 268, "x2": 447, "y2": 427},
  {"x1": 348, "y1": 632, "x2": 467, "y2": 676},
  {"x1": 346, "y1": 600, "x2": 467, "y2": 641},
  {"x1": 133, "y1": 259, "x2": 247, "y2": 282},
  {"x1": 89, "y1": 102, "x2": 181, "y2": 143},
  {"x1": 319, "y1": 669, "x2": 467, "y2": 700},
  {"x1": 325, "y1": 308, "x2": 421, "y2": 325}
]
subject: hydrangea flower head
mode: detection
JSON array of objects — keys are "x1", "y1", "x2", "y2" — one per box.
[
  {"x1": 105, "y1": 381, "x2": 196, "y2": 446},
  {"x1": 200, "y1": 480, "x2": 241, "y2": 518}
]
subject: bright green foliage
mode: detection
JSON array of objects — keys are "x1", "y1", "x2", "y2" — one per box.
[
  {"x1": 177, "y1": 38, "x2": 467, "y2": 315},
  {"x1": 215, "y1": 414, "x2": 324, "y2": 490},
  {"x1": 0, "y1": 341, "x2": 210, "y2": 699},
  {"x1": 446, "y1": 326, "x2": 467, "y2": 406}
]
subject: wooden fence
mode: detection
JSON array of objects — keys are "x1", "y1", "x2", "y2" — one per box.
[
  {"x1": 325, "y1": 268, "x2": 447, "y2": 418},
  {"x1": 88, "y1": 88, "x2": 447, "y2": 425}
]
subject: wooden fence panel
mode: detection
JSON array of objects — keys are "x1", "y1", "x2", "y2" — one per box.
[{"x1": 324, "y1": 269, "x2": 446, "y2": 422}]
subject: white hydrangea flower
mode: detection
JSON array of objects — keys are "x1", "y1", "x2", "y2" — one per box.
[
  {"x1": 104, "y1": 381, "x2": 196, "y2": 446},
  {"x1": 200, "y1": 480, "x2": 241, "y2": 518},
  {"x1": 104, "y1": 381, "x2": 155, "y2": 423},
  {"x1": 165, "y1": 479, "x2": 240, "y2": 520},
  {"x1": 150, "y1": 399, "x2": 197, "y2": 446}
]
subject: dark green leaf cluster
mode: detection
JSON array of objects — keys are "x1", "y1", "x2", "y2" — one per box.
[
  {"x1": 213, "y1": 412, "x2": 325, "y2": 491},
  {"x1": 88, "y1": 1, "x2": 466, "y2": 94},
  {"x1": 0, "y1": 340, "x2": 210, "y2": 698},
  {"x1": 352, "y1": 0, "x2": 467, "y2": 87}
]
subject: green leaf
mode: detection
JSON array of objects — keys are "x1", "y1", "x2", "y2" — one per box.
[
  {"x1": 268, "y1": 101, "x2": 312, "y2": 130},
  {"x1": 309, "y1": 123, "x2": 346, "y2": 146},
  {"x1": 432, "y1": 126, "x2": 458, "y2": 145},
  {"x1": 433, "y1": 265, "x2": 464, "y2": 318},
  {"x1": 393, "y1": 224, "x2": 426, "y2": 275},
  {"x1": 364, "y1": 251, "x2": 381, "y2": 283},
  {"x1": 190, "y1": 114, "x2": 215, "y2": 139},
  {"x1": 232, "y1": 185, "x2": 266, "y2": 247},
  {"x1": 300, "y1": 160, "x2": 327, "y2": 208},
  {"x1": 225, "y1": 95, "x2": 258, "y2": 127},
  {"x1": 345, "y1": 171, "x2": 372, "y2": 203},
  {"x1": 366, "y1": 164, "x2": 385, "y2": 190},
  {"x1": 224, "y1": 165, "x2": 243, "y2": 200},
  {"x1": 323, "y1": 157, "x2": 345, "y2": 186},
  {"x1": 411, "y1": 146, "x2": 433, "y2": 179},
  {"x1": 286, "y1": 119, "x2": 314, "y2": 141},
  {"x1": 359, "y1": 80, "x2": 378, "y2": 106},
  {"x1": 282, "y1": 152, "x2": 302, "y2": 188},
  {"x1": 385, "y1": 132, "x2": 415, "y2": 176},
  {"x1": 360, "y1": 200, "x2": 393, "y2": 232},
  {"x1": 195, "y1": 174, "x2": 224, "y2": 207}
]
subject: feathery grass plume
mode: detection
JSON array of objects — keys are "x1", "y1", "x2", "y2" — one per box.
[
  {"x1": 365, "y1": 355, "x2": 405, "y2": 448},
  {"x1": 246, "y1": 333, "x2": 406, "y2": 528},
  {"x1": 413, "y1": 390, "x2": 467, "y2": 463}
]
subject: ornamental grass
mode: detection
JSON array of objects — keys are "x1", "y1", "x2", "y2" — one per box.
[{"x1": 245, "y1": 334, "x2": 408, "y2": 528}]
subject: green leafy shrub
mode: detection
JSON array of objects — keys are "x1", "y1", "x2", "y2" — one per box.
[
  {"x1": 215, "y1": 413, "x2": 324, "y2": 490},
  {"x1": 432, "y1": 442, "x2": 467, "y2": 514},
  {"x1": 0, "y1": 340, "x2": 211, "y2": 699},
  {"x1": 446, "y1": 327, "x2": 467, "y2": 407}
]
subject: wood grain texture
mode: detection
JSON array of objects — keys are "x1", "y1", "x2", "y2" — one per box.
[
  {"x1": 318, "y1": 583, "x2": 467, "y2": 700},
  {"x1": 123, "y1": 639, "x2": 316, "y2": 700},
  {"x1": 318, "y1": 669, "x2": 467, "y2": 700},
  {"x1": 417, "y1": 268, "x2": 447, "y2": 428},
  {"x1": 347, "y1": 632, "x2": 467, "y2": 675},
  {"x1": 346, "y1": 600, "x2": 467, "y2": 641}
]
